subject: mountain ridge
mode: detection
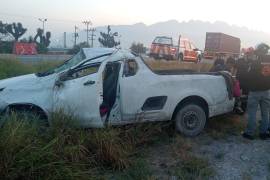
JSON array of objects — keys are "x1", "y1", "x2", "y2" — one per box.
[{"x1": 57, "y1": 20, "x2": 270, "y2": 49}]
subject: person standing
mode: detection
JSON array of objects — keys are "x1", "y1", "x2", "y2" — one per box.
[{"x1": 242, "y1": 47, "x2": 270, "y2": 140}]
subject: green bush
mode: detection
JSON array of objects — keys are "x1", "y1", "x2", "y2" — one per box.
[{"x1": 0, "y1": 41, "x2": 13, "y2": 54}]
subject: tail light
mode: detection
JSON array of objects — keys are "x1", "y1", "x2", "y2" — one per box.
[{"x1": 100, "y1": 105, "x2": 108, "y2": 117}]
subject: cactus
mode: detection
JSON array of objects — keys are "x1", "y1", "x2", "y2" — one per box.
[
  {"x1": 5, "y1": 22, "x2": 27, "y2": 41},
  {"x1": 34, "y1": 28, "x2": 51, "y2": 47},
  {"x1": 0, "y1": 21, "x2": 7, "y2": 34}
]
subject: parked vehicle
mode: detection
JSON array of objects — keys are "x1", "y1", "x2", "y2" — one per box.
[
  {"x1": 204, "y1": 32, "x2": 241, "y2": 59},
  {"x1": 150, "y1": 36, "x2": 200, "y2": 62},
  {"x1": 0, "y1": 48, "x2": 234, "y2": 136}
]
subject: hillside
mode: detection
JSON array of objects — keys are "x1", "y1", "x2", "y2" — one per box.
[{"x1": 60, "y1": 20, "x2": 270, "y2": 50}]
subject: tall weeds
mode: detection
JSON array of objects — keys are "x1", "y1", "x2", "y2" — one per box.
[{"x1": 0, "y1": 112, "x2": 170, "y2": 179}]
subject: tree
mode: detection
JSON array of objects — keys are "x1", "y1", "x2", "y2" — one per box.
[
  {"x1": 34, "y1": 28, "x2": 52, "y2": 53},
  {"x1": 130, "y1": 42, "x2": 147, "y2": 54},
  {"x1": 255, "y1": 43, "x2": 270, "y2": 56},
  {"x1": 98, "y1": 25, "x2": 120, "y2": 48},
  {"x1": 67, "y1": 42, "x2": 89, "y2": 55},
  {"x1": 0, "y1": 21, "x2": 7, "y2": 35},
  {"x1": 5, "y1": 22, "x2": 27, "y2": 41},
  {"x1": 0, "y1": 21, "x2": 9, "y2": 41}
]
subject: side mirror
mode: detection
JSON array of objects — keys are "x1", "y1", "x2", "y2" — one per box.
[{"x1": 55, "y1": 70, "x2": 71, "y2": 87}]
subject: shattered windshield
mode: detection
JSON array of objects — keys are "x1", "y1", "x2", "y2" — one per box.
[{"x1": 36, "y1": 50, "x2": 86, "y2": 77}]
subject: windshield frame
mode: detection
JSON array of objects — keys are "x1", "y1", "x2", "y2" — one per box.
[
  {"x1": 35, "y1": 50, "x2": 86, "y2": 77},
  {"x1": 35, "y1": 50, "x2": 114, "y2": 77}
]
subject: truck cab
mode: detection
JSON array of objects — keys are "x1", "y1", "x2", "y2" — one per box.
[
  {"x1": 178, "y1": 38, "x2": 199, "y2": 62},
  {"x1": 150, "y1": 36, "x2": 199, "y2": 62}
]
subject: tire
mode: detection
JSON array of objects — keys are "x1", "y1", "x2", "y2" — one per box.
[
  {"x1": 175, "y1": 103, "x2": 206, "y2": 137},
  {"x1": 178, "y1": 54, "x2": 183, "y2": 61},
  {"x1": 6, "y1": 106, "x2": 49, "y2": 128}
]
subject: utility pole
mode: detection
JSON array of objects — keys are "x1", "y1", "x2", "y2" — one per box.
[
  {"x1": 82, "y1": 20, "x2": 92, "y2": 46},
  {"x1": 89, "y1": 28, "x2": 96, "y2": 48},
  {"x1": 38, "y1": 18, "x2": 47, "y2": 35},
  {"x1": 64, "y1": 32, "x2": 67, "y2": 48},
  {"x1": 74, "y1": 26, "x2": 79, "y2": 46}
]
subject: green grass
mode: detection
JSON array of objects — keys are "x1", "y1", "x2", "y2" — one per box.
[{"x1": 0, "y1": 57, "x2": 62, "y2": 80}]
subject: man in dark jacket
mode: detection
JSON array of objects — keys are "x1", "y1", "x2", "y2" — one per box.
[{"x1": 242, "y1": 49, "x2": 270, "y2": 140}]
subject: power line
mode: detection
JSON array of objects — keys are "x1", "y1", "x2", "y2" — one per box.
[
  {"x1": 82, "y1": 20, "x2": 92, "y2": 46},
  {"x1": 89, "y1": 28, "x2": 96, "y2": 48},
  {"x1": 74, "y1": 26, "x2": 79, "y2": 46}
]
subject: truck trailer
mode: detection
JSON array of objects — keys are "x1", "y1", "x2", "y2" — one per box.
[{"x1": 204, "y1": 32, "x2": 241, "y2": 59}]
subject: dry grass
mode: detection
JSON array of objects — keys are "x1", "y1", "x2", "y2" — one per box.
[
  {"x1": 145, "y1": 58, "x2": 213, "y2": 72},
  {"x1": 206, "y1": 114, "x2": 246, "y2": 139},
  {"x1": 169, "y1": 135, "x2": 215, "y2": 179}
]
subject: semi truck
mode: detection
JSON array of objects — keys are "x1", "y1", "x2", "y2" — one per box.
[{"x1": 204, "y1": 32, "x2": 241, "y2": 59}]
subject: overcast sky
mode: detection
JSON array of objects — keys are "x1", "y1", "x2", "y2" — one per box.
[{"x1": 0, "y1": 0, "x2": 269, "y2": 37}]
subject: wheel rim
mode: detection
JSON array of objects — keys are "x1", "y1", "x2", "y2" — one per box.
[{"x1": 182, "y1": 111, "x2": 199, "y2": 130}]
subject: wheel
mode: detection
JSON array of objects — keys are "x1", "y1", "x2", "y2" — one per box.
[
  {"x1": 175, "y1": 103, "x2": 206, "y2": 137},
  {"x1": 178, "y1": 54, "x2": 183, "y2": 61},
  {"x1": 3, "y1": 106, "x2": 49, "y2": 129}
]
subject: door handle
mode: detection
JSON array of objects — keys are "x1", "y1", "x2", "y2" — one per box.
[{"x1": 84, "y1": 80, "x2": 95, "y2": 86}]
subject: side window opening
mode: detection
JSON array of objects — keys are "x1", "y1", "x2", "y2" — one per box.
[
  {"x1": 123, "y1": 59, "x2": 138, "y2": 77},
  {"x1": 65, "y1": 63, "x2": 100, "y2": 81}
]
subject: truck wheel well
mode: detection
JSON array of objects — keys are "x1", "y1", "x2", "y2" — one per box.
[
  {"x1": 7, "y1": 103, "x2": 48, "y2": 120},
  {"x1": 172, "y1": 96, "x2": 209, "y2": 120}
]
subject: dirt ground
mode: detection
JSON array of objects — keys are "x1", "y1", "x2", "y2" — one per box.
[{"x1": 144, "y1": 114, "x2": 270, "y2": 180}]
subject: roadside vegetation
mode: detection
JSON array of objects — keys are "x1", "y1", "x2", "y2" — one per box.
[
  {"x1": 0, "y1": 57, "x2": 61, "y2": 79},
  {"x1": 206, "y1": 114, "x2": 246, "y2": 139},
  {"x1": 0, "y1": 111, "x2": 217, "y2": 180}
]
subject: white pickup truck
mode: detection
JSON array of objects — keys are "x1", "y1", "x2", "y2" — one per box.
[{"x1": 0, "y1": 48, "x2": 234, "y2": 136}]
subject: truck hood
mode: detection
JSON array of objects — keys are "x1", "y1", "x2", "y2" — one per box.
[{"x1": 0, "y1": 74, "x2": 56, "y2": 91}]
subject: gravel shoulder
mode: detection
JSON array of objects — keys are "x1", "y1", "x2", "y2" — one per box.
[{"x1": 144, "y1": 114, "x2": 270, "y2": 180}]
